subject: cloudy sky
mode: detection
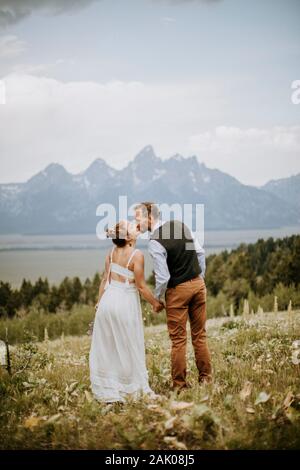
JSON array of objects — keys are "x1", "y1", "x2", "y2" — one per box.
[{"x1": 0, "y1": 0, "x2": 299, "y2": 185}]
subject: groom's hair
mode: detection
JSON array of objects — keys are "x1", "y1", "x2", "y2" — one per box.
[{"x1": 134, "y1": 202, "x2": 160, "y2": 220}]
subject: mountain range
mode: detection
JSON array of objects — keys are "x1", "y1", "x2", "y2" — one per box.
[{"x1": 0, "y1": 145, "x2": 299, "y2": 234}]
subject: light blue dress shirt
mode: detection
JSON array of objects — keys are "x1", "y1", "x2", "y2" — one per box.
[{"x1": 148, "y1": 220, "x2": 206, "y2": 301}]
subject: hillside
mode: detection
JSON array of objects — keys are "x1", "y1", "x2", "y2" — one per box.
[{"x1": 0, "y1": 311, "x2": 299, "y2": 450}]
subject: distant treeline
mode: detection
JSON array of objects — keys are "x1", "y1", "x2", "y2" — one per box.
[
  {"x1": 206, "y1": 234, "x2": 300, "y2": 296},
  {"x1": 0, "y1": 234, "x2": 299, "y2": 319},
  {"x1": 205, "y1": 234, "x2": 300, "y2": 314},
  {"x1": 0, "y1": 273, "x2": 101, "y2": 318}
]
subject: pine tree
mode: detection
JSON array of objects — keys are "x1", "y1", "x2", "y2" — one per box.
[{"x1": 20, "y1": 279, "x2": 34, "y2": 307}]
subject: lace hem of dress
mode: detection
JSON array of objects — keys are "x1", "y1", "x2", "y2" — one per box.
[{"x1": 90, "y1": 373, "x2": 154, "y2": 402}]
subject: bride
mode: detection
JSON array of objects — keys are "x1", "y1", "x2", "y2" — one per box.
[{"x1": 89, "y1": 220, "x2": 163, "y2": 403}]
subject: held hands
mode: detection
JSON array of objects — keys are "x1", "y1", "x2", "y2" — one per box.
[{"x1": 153, "y1": 299, "x2": 165, "y2": 313}]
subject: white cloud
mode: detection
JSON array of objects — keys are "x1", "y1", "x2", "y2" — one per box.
[
  {"x1": 0, "y1": 0, "x2": 222, "y2": 27},
  {"x1": 0, "y1": 35, "x2": 26, "y2": 58},
  {"x1": 0, "y1": 73, "x2": 224, "y2": 183},
  {"x1": 0, "y1": 0, "x2": 100, "y2": 27},
  {"x1": 0, "y1": 73, "x2": 299, "y2": 186},
  {"x1": 11, "y1": 59, "x2": 73, "y2": 75},
  {"x1": 188, "y1": 126, "x2": 300, "y2": 185}
]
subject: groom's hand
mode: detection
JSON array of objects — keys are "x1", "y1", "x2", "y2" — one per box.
[{"x1": 153, "y1": 300, "x2": 165, "y2": 313}]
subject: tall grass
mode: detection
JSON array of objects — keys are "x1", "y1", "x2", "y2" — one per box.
[
  {"x1": 0, "y1": 302, "x2": 166, "y2": 344},
  {"x1": 0, "y1": 310, "x2": 299, "y2": 449}
]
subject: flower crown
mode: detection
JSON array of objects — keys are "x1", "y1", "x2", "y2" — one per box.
[
  {"x1": 106, "y1": 223, "x2": 128, "y2": 240},
  {"x1": 106, "y1": 227, "x2": 117, "y2": 239}
]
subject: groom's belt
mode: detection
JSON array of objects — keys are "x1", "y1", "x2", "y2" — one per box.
[{"x1": 167, "y1": 274, "x2": 201, "y2": 289}]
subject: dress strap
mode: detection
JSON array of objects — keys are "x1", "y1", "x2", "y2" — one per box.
[
  {"x1": 110, "y1": 246, "x2": 115, "y2": 263},
  {"x1": 126, "y1": 248, "x2": 138, "y2": 268},
  {"x1": 105, "y1": 247, "x2": 115, "y2": 290},
  {"x1": 124, "y1": 249, "x2": 138, "y2": 287}
]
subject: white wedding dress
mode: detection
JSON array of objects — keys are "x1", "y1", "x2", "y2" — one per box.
[{"x1": 89, "y1": 247, "x2": 155, "y2": 403}]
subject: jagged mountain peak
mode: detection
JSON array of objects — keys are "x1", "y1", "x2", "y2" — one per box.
[
  {"x1": 263, "y1": 172, "x2": 300, "y2": 187},
  {"x1": 262, "y1": 172, "x2": 300, "y2": 210},
  {"x1": 0, "y1": 146, "x2": 299, "y2": 233},
  {"x1": 42, "y1": 162, "x2": 68, "y2": 176},
  {"x1": 26, "y1": 162, "x2": 70, "y2": 189},
  {"x1": 133, "y1": 145, "x2": 159, "y2": 164},
  {"x1": 83, "y1": 158, "x2": 115, "y2": 177},
  {"x1": 170, "y1": 153, "x2": 184, "y2": 161},
  {"x1": 167, "y1": 153, "x2": 201, "y2": 169}
]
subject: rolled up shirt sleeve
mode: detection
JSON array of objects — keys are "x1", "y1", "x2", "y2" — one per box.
[
  {"x1": 148, "y1": 239, "x2": 170, "y2": 300},
  {"x1": 191, "y1": 232, "x2": 206, "y2": 278}
]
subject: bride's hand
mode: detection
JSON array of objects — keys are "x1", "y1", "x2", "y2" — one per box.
[{"x1": 153, "y1": 300, "x2": 164, "y2": 313}]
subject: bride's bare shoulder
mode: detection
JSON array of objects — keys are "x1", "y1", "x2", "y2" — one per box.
[{"x1": 133, "y1": 249, "x2": 144, "y2": 261}]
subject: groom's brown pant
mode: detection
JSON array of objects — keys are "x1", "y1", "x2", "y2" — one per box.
[{"x1": 165, "y1": 276, "x2": 212, "y2": 389}]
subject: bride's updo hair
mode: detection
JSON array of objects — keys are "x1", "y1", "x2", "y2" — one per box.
[{"x1": 106, "y1": 220, "x2": 128, "y2": 247}]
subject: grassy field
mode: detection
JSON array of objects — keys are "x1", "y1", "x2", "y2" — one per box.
[{"x1": 0, "y1": 310, "x2": 299, "y2": 450}]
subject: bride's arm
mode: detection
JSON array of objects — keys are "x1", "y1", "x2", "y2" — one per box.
[{"x1": 133, "y1": 251, "x2": 163, "y2": 311}]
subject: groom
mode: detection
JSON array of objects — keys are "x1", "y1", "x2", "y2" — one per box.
[{"x1": 135, "y1": 202, "x2": 212, "y2": 390}]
